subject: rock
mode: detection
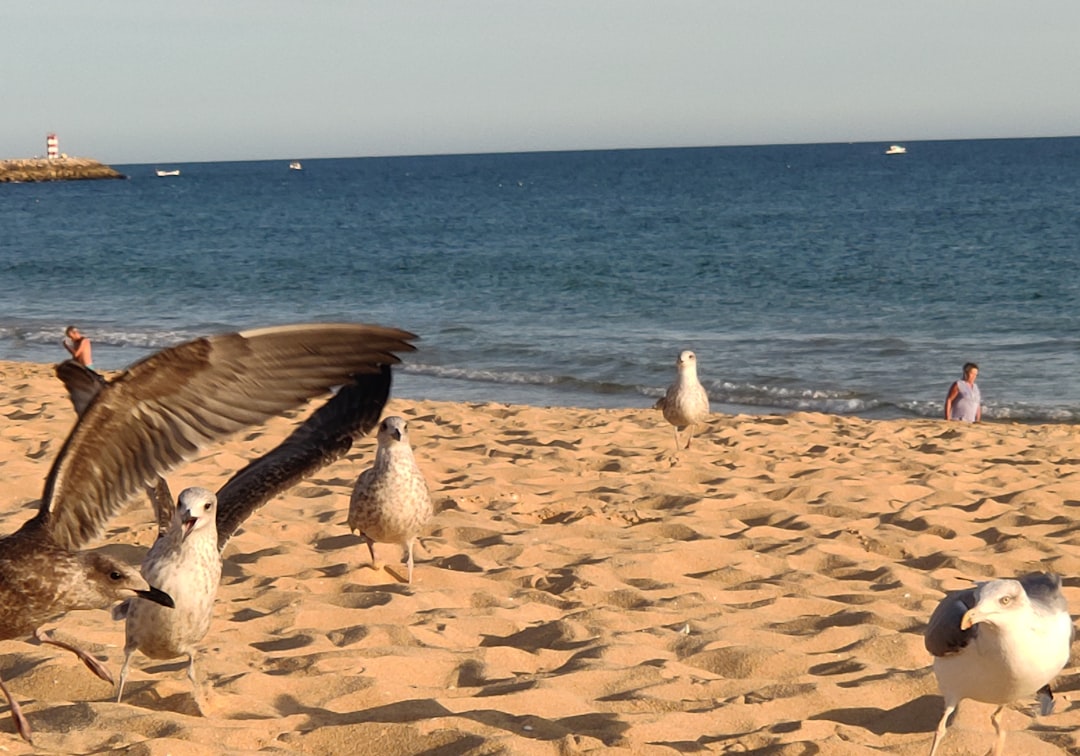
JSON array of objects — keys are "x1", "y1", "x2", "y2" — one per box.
[{"x1": 0, "y1": 157, "x2": 125, "y2": 183}]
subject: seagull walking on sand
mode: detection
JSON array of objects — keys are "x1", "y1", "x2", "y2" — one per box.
[
  {"x1": 349, "y1": 416, "x2": 434, "y2": 584},
  {"x1": 53, "y1": 326, "x2": 413, "y2": 707},
  {"x1": 115, "y1": 487, "x2": 220, "y2": 705},
  {"x1": 654, "y1": 350, "x2": 710, "y2": 449},
  {"x1": 923, "y1": 572, "x2": 1074, "y2": 756}
]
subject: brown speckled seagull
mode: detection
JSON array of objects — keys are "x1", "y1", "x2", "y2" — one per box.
[
  {"x1": 348, "y1": 416, "x2": 433, "y2": 584},
  {"x1": 654, "y1": 350, "x2": 710, "y2": 449}
]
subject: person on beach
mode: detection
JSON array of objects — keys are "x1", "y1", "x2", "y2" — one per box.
[
  {"x1": 63, "y1": 325, "x2": 94, "y2": 369},
  {"x1": 944, "y1": 362, "x2": 981, "y2": 422}
]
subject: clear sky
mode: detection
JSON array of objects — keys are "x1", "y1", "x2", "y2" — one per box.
[{"x1": 4, "y1": 1, "x2": 1078, "y2": 164}]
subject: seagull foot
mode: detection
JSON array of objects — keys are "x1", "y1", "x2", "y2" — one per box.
[
  {"x1": 1, "y1": 677, "x2": 33, "y2": 743},
  {"x1": 34, "y1": 628, "x2": 114, "y2": 684}
]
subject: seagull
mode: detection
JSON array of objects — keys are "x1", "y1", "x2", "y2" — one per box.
[
  {"x1": 52, "y1": 327, "x2": 412, "y2": 707},
  {"x1": 924, "y1": 572, "x2": 1074, "y2": 756},
  {"x1": 654, "y1": 350, "x2": 710, "y2": 449},
  {"x1": 348, "y1": 416, "x2": 433, "y2": 584},
  {"x1": 107, "y1": 367, "x2": 397, "y2": 705},
  {"x1": 115, "y1": 487, "x2": 219, "y2": 707}
]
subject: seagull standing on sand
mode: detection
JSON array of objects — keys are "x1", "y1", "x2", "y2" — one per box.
[
  {"x1": 115, "y1": 487, "x2": 219, "y2": 705},
  {"x1": 4, "y1": 322, "x2": 413, "y2": 743},
  {"x1": 53, "y1": 328, "x2": 412, "y2": 707},
  {"x1": 349, "y1": 416, "x2": 434, "y2": 584},
  {"x1": 654, "y1": 350, "x2": 710, "y2": 450},
  {"x1": 924, "y1": 572, "x2": 1074, "y2": 756}
]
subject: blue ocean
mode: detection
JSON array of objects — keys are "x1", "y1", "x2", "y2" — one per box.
[{"x1": 2, "y1": 138, "x2": 1079, "y2": 422}]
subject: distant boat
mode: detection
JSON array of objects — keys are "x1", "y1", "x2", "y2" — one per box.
[
  {"x1": 155, "y1": 169, "x2": 181, "y2": 177},
  {"x1": 884, "y1": 145, "x2": 907, "y2": 155},
  {"x1": 289, "y1": 161, "x2": 303, "y2": 171}
]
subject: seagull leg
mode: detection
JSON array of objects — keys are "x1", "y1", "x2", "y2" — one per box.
[
  {"x1": 365, "y1": 536, "x2": 384, "y2": 571},
  {"x1": 34, "y1": 627, "x2": 113, "y2": 684},
  {"x1": 116, "y1": 645, "x2": 136, "y2": 702},
  {"x1": 928, "y1": 702, "x2": 955, "y2": 756},
  {"x1": 405, "y1": 540, "x2": 415, "y2": 584},
  {"x1": 988, "y1": 704, "x2": 1007, "y2": 756},
  {"x1": 187, "y1": 651, "x2": 209, "y2": 715},
  {"x1": 1037, "y1": 683, "x2": 1055, "y2": 716},
  {"x1": 0, "y1": 673, "x2": 33, "y2": 743}
]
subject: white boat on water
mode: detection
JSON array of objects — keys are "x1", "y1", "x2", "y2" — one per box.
[
  {"x1": 289, "y1": 161, "x2": 303, "y2": 170},
  {"x1": 884, "y1": 145, "x2": 907, "y2": 155},
  {"x1": 155, "y1": 169, "x2": 181, "y2": 176}
]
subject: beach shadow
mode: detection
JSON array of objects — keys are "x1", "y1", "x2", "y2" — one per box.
[
  {"x1": 314, "y1": 533, "x2": 364, "y2": 552},
  {"x1": 809, "y1": 694, "x2": 939, "y2": 735},
  {"x1": 479, "y1": 620, "x2": 594, "y2": 653},
  {"x1": 277, "y1": 695, "x2": 631, "y2": 746}
]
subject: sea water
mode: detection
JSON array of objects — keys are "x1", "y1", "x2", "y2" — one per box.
[{"x1": 2, "y1": 138, "x2": 1078, "y2": 422}]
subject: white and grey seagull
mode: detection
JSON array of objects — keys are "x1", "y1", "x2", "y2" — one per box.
[
  {"x1": 654, "y1": 349, "x2": 710, "y2": 450},
  {"x1": 52, "y1": 327, "x2": 413, "y2": 708},
  {"x1": 924, "y1": 572, "x2": 1074, "y2": 756},
  {"x1": 0, "y1": 323, "x2": 411, "y2": 743}
]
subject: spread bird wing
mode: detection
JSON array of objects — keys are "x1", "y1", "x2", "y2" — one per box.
[
  {"x1": 33, "y1": 323, "x2": 416, "y2": 551},
  {"x1": 57, "y1": 359, "x2": 177, "y2": 539},
  {"x1": 215, "y1": 364, "x2": 392, "y2": 551}
]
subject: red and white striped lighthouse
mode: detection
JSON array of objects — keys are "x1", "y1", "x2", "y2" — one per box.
[{"x1": 46, "y1": 133, "x2": 59, "y2": 159}]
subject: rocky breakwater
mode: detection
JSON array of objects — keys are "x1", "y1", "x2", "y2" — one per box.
[{"x1": 0, "y1": 157, "x2": 124, "y2": 182}]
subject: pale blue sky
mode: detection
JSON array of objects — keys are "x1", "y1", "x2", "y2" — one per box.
[{"x1": 3, "y1": 1, "x2": 1078, "y2": 164}]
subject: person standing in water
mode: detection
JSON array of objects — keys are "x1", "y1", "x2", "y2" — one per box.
[
  {"x1": 63, "y1": 325, "x2": 94, "y2": 369},
  {"x1": 944, "y1": 362, "x2": 981, "y2": 422}
]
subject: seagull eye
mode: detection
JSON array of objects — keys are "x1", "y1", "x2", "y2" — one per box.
[
  {"x1": 1000, "y1": 596, "x2": 1011, "y2": 606},
  {"x1": 109, "y1": 570, "x2": 124, "y2": 581}
]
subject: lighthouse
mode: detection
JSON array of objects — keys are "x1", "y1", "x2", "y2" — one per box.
[{"x1": 46, "y1": 133, "x2": 59, "y2": 159}]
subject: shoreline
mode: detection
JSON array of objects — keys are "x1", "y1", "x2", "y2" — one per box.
[
  {"x1": 1, "y1": 355, "x2": 1072, "y2": 428},
  {"x1": 0, "y1": 157, "x2": 124, "y2": 183},
  {"x1": 1, "y1": 357, "x2": 1078, "y2": 752}
]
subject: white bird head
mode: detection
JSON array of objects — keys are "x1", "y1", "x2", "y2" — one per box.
[
  {"x1": 377, "y1": 416, "x2": 409, "y2": 446},
  {"x1": 175, "y1": 486, "x2": 217, "y2": 541},
  {"x1": 961, "y1": 578, "x2": 1029, "y2": 630},
  {"x1": 677, "y1": 350, "x2": 698, "y2": 373}
]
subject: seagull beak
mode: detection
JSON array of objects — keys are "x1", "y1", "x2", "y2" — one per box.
[
  {"x1": 182, "y1": 516, "x2": 198, "y2": 540},
  {"x1": 392, "y1": 428, "x2": 402, "y2": 441},
  {"x1": 137, "y1": 586, "x2": 175, "y2": 608},
  {"x1": 960, "y1": 607, "x2": 982, "y2": 630}
]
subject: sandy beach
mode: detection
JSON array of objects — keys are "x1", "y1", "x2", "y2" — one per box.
[{"x1": 1, "y1": 358, "x2": 1077, "y2": 755}]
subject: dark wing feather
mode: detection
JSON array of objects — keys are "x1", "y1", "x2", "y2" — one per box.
[
  {"x1": 924, "y1": 585, "x2": 978, "y2": 657},
  {"x1": 55, "y1": 360, "x2": 107, "y2": 416},
  {"x1": 56, "y1": 359, "x2": 178, "y2": 539},
  {"x1": 1018, "y1": 572, "x2": 1067, "y2": 614},
  {"x1": 215, "y1": 365, "x2": 392, "y2": 550},
  {"x1": 35, "y1": 323, "x2": 416, "y2": 551},
  {"x1": 147, "y1": 477, "x2": 176, "y2": 540}
]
